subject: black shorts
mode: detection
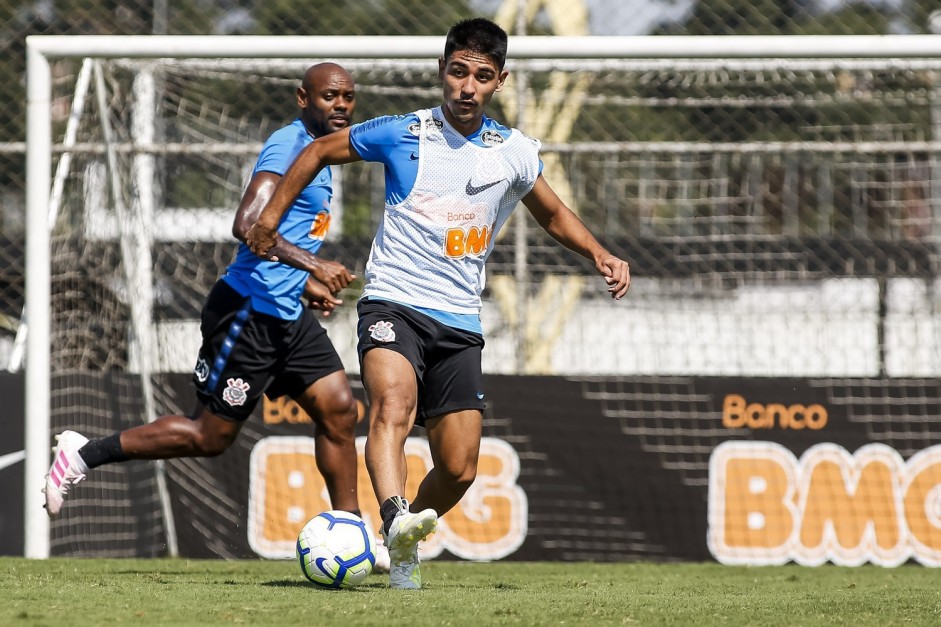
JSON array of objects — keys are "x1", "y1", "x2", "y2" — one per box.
[
  {"x1": 192, "y1": 280, "x2": 345, "y2": 421},
  {"x1": 356, "y1": 298, "x2": 485, "y2": 425}
]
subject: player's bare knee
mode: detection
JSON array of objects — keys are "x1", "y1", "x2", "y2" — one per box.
[
  {"x1": 369, "y1": 395, "x2": 415, "y2": 430},
  {"x1": 331, "y1": 393, "x2": 358, "y2": 430},
  {"x1": 301, "y1": 381, "x2": 356, "y2": 431},
  {"x1": 315, "y1": 398, "x2": 357, "y2": 441},
  {"x1": 192, "y1": 427, "x2": 235, "y2": 457},
  {"x1": 447, "y1": 473, "x2": 476, "y2": 499},
  {"x1": 440, "y1": 459, "x2": 478, "y2": 492},
  {"x1": 161, "y1": 420, "x2": 204, "y2": 455}
]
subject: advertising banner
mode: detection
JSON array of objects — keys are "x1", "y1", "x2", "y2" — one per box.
[
  {"x1": 0, "y1": 372, "x2": 25, "y2": 556},
  {"x1": 10, "y1": 372, "x2": 940, "y2": 564}
]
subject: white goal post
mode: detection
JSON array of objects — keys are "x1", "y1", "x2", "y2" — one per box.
[{"x1": 23, "y1": 34, "x2": 941, "y2": 559}]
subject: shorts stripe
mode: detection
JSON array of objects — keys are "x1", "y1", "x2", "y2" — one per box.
[{"x1": 205, "y1": 300, "x2": 251, "y2": 394}]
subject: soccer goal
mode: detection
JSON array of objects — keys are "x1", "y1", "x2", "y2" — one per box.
[{"x1": 22, "y1": 34, "x2": 941, "y2": 562}]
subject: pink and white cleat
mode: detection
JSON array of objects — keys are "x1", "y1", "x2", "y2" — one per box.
[{"x1": 43, "y1": 430, "x2": 89, "y2": 518}]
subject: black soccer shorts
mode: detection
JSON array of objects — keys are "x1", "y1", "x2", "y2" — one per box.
[
  {"x1": 192, "y1": 280, "x2": 345, "y2": 421},
  {"x1": 356, "y1": 298, "x2": 485, "y2": 426}
]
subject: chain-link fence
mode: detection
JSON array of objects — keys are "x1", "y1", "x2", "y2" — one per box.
[
  {"x1": 3, "y1": 0, "x2": 940, "y2": 370},
  {"x1": 11, "y1": 0, "x2": 941, "y2": 559}
]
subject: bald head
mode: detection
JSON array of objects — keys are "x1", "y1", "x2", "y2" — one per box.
[
  {"x1": 296, "y1": 62, "x2": 356, "y2": 137},
  {"x1": 302, "y1": 62, "x2": 352, "y2": 93}
]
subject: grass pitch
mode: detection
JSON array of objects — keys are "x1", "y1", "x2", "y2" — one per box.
[{"x1": 2, "y1": 558, "x2": 940, "y2": 626}]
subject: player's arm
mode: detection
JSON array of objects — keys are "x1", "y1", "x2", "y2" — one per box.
[
  {"x1": 246, "y1": 127, "x2": 362, "y2": 259},
  {"x1": 521, "y1": 175, "x2": 630, "y2": 300},
  {"x1": 233, "y1": 170, "x2": 354, "y2": 293},
  {"x1": 302, "y1": 276, "x2": 343, "y2": 317}
]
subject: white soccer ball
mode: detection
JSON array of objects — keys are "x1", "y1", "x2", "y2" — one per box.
[{"x1": 296, "y1": 510, "x2": 377, "y2": 589}]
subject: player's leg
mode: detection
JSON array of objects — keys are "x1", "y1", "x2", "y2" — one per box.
[
  {"x1": 357, "y1": 299, "x2": 437, "y2": 588},
  {"x1": 291, "y1": 370, "x2": 359, "y2": 513},
  {"x1": 45, "y1": 408, "x2": 244, "y2": 517},
  {"x1": 362, "y1": 349, "x2": 434, "y2": 587},
  {"x1": 363, "y1": 348, "x2": 440, "y2": 548},
  {"x1": 410, "y1": 408, "x2": 482, "y2": 517},
  {"x1": 375, "y1": 318, "x2": 484, "y2": 586},
  {"x1": 44, "y1": 280, "x2": 274, "y2": 517},
  {"x1": 121, "y1": 408, "x2": 243, "y2": 458},
  {"x1": 362, "y1": 347, "x2": 419, "y2": 505},
  {"x1": 409, "y1": 323, "x2": 486, "y2": 517}
]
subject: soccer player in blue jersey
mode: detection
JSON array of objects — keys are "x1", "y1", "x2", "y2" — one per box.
[
  {"x1": 43, "y1": 63, "x2": 367, "y2": 533},
  {"x1": 247, "y1": 19, "x2": 631, "y2": 589}
]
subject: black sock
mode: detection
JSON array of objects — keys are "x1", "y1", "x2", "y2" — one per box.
[
  {"x1": 380, "y1": 496, "x2": 408, "y2": 535},
  {"x1": 78, "y1": 433, "x2": 129, "y2": 469}
]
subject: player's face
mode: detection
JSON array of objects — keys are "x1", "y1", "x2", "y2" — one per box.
[
  {"x1": 297, "y1": 70, "x2": 356, "y2": 137},
  {"x1": 438, "y1": 49, "x2": 508, "y2": 134}
]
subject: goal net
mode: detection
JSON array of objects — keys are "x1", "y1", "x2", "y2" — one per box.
[{"x1": 25, "y1": 36, "x2": 941, "y2": 563}]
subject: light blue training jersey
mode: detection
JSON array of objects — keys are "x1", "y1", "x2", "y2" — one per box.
[
  {"x1": 223, "y1": 119, "x2": 334, "y2": 320},
  {"x1": 349, "y1": 109, "x2": 543, "y2": 334}
]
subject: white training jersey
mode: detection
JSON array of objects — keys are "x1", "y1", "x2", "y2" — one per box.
[{"x1": 360, "y1": 107, "x2": 541, "y2": 314}]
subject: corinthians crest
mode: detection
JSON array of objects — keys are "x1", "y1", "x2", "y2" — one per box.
[
  {"x1": 222, "y1": 377, "x2": 251, "y2": 406},
  {"x1": 369, "y1": 321, "x2": 396, "y2": 343}
]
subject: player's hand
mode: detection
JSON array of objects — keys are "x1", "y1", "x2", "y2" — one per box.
[
  {"x1": 312, "y1": 259, "x2": 355, "y2": 294},
  {"x1": 246, "y1": 222, "x2": 280, "y2": 260},
  {"x1": 596, "y1": 255, "x2": 630, "y2": 300},
  {"x1": 303, "y1": 277, "x2": 343, "y2": 317}
]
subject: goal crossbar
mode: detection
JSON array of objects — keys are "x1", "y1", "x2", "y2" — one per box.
[{"x1": 26, "y1": 34, "x2": 941, "y2": 59}]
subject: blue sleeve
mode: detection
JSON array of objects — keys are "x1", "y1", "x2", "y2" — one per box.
[
  {"x1": 254, "y1": 128, "x2": 307, "y2": 177},
  {"x1": 349, "y1": 115, "x2": 416, "y2": 163},
  {"x1": 349, "y1": 115, "x2": 421, "y2": 204}
]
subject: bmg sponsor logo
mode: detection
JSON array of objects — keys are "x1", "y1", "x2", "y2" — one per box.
[
  {"x1": 708, "y1": 441, "x2": 941, "y2": 567},
  {"x1": 247, "y1": 436, "x2": 528, "y2": 562}
]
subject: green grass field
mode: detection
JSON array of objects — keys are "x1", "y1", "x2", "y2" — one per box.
[{"x1": 2, "y1": 558, "x2": 940, "y2": 626}]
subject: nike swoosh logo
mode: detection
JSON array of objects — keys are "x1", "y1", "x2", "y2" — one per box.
[
  {"x1": 409, "y1": 152, "x2": 419, "y2": 160},
  {"x1": 0, "y1": 450, "x2": 25, "y2": 471},
  {"x1": 465, "y1": 179, "x2": 505, "y2": 195}
]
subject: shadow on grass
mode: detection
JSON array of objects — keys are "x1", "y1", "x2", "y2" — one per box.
[
  {"x1": 422, "y1": 581, "x2": 522, "y2": 591},
  {"x1": 262, "y1": 579, "x2": 386, "y2": 591},
  {"x1": 261, "y1": 579, "x2": 515, "y2": 592},
  {"x1": 108, "y1": 568, "x2": 237, "y2": 582}
]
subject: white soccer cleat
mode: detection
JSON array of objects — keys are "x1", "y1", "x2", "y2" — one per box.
[
  {"x1": 389, "y1": 546, "x2": 423, "y2": 590},
  {"x1": 43, "y1": 430, "x2": 89, "y2": 518},
  {"x1": 383, "y1": 506, "x2": 437, "y2": 590}
]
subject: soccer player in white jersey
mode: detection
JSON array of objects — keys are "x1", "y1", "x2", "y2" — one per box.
[{"x1": 247, "y1": 18, "x2": 631, "y2": 589}]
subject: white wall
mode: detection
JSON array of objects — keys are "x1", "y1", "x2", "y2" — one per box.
[{"x1": 152, "y1": 278, "x2": 941, "y2": 378}]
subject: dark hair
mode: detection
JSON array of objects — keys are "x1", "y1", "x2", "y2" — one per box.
[{"x1": 443, "y1": 18, "x2": 509, "y2": 71}]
